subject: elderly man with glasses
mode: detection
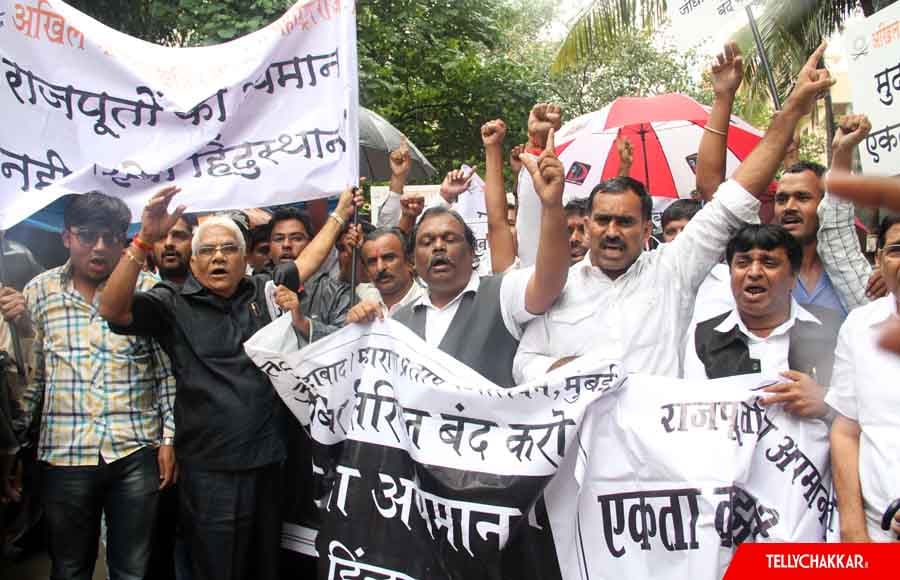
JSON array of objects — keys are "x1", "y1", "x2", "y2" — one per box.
[{"x1": 98, "y1": 185, "x2": 362, "y2": 580}]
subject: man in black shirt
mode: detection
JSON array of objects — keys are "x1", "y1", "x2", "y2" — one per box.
[{"x1": 99, "y1": 185, "x2": 361, "y2": 580}]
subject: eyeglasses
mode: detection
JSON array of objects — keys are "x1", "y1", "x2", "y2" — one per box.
[
  {"x1": 882, "y1": 244, "x2": 900, "y2": 258},
  {"x1": 69, "y1": 228, "x2": 126, "y2": 247},
  {"x1": 196, "y1": 243, "x2": 241, "y2": 259}
]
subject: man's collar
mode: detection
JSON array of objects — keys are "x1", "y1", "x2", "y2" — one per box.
[
  {"x1": 580, "y1": 251, "x2": 645, "y2": 282},
  {"x1": 718, "y1": 298, "x2": 820, "y2": 338},
  {"x1": 418, "y1": 270, "x2": 479, "y2": 311},
  {"x1": 866, "y1": 295, "x2": 900, "y2": 328}
]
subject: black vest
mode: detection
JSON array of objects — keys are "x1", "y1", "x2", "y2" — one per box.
[
  {"x1": 393, "y1": 275, "x2": 519, "y2": 387},
  {"x1": 693, "y1": 305, "x2": 842, "y2": 386}
]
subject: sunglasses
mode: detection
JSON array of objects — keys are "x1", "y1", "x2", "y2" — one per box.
[{"x1": 69, "y1": 227, "x2": 126, "y2": 246}]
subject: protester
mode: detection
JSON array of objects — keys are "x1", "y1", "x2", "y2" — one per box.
[
  {"x1": 481, "y1": 119, "x2": 518, "y2": 273},
  {"x1": 515, "y1": 103, "x2": 563, "y2": 268},
  {"x1": 513, "y1": 43, "x2": 834, "y2": 383},
  {"x1": 695, "y1": 42, "x2": 876, "y2": 318},
  {"x1": 98, "y1": 185, "x2": 362, "y2": 580},
  {"x1": 247, "y1": 223, "x2": 273, "y2": 275},
  {"x1": 827, "y1": 214, "x2": 900, "y2": 542},
  {"x1": 660, "y1": 199, "x2": 702, "y2": 244},
  {"x1": 347, "y1": 127, "x2": 570, "y2": 387},
  {"x1": 684, "y1": 224, "x2": 841, "y2": 419},
  {"x1": 356, "y1": 228, "x2": 424, "y2": 317},
  {"x1": 0, "y1": 192, "x2": 175, "y2": 580},
  {"x1": 826, "y1": 171, "x2": 900, "y2": 355},
  {"x1": 817, "y1": 115, "x2": 887, "y2": 309},
  {"x1": 268, "y1": 206, "x2": 351, "y2": 346},
  {"x1": 152, "y1": 214, "x2": 198, "y2": 286},
  {"x1": 374, "y1": 138, "x2": 414, "y2": 229}
]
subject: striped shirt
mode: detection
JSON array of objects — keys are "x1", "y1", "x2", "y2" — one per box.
[{"x1": 16, "y1": 262, "x2": 175, "y2": 466}]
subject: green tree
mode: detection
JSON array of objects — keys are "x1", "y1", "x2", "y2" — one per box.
[
  {"x1": 544, "y1": 30, "x2": 704, "y2": 117},
  {"x1": 553, "y1": 0, "x2": 897, "y2": 114}
]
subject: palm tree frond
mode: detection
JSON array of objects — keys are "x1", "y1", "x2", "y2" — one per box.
[{"x1": 552, "y1": 0, "x2": 668, "y2": 73}]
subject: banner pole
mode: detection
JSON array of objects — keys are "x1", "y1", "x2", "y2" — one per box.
[{"x1": 745, "y1": 5, "x2": 782, "y2": 111}]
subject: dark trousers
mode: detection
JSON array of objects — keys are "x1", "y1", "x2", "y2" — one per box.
[
  {"x1": 41, "y1": 446, "x2": 160, "y2": 580},
  {"x1": 179, "y1": 462, "x2": 282, "y2": 580}
]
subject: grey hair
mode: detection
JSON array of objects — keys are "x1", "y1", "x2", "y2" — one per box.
[{"x1": 191, "y1": 216, "x2": 247, "y2": 256}]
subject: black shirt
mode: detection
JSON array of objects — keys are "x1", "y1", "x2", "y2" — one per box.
[{"x1": 110, "y1": 264, "x2": 300, "y2": 470}]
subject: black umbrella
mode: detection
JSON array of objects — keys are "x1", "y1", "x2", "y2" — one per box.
[{"x1": 359, "y1": 107, "x2": 435, "y2": 180}]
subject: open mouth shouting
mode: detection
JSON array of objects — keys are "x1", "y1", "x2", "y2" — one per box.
[
  {"x1": 742, "y1": 283, "x2": 768, "y2": 301},
  {"x1": 428, "y1": 255, "x2": 453, "y2": 273}
]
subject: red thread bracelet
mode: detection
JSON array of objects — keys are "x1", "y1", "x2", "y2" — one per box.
[{"x1": 132, "y1": 236, "x2": 152, "y2": 252}]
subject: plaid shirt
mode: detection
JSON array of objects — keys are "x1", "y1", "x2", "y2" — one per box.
[
  {"x1": 15, "y1": 263, "x2": 175, "y2": 466},
  {"x1": 817, "y1": 192, "x2": 873, "y2": 312}
]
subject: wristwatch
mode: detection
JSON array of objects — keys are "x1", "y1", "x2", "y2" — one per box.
[{"x1": 160, "y1": 437, "x2": 175, "y2": 446}]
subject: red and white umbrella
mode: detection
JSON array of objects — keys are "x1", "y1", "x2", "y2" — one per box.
[{"x1": 555, "y1": 93, "x2": 764, "y2": 209}]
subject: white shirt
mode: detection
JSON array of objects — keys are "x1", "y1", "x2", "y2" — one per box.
[
  {"x1": 825, "y1": 295, "x2": 900, "y2": 542},
  {"x1": 513, "y1": 179, "x2": 760, "y2": 383},
  {"x1": 411, "y1": 267, "x2": 536, "y2": 347},
  {"x1": 356, "y1": 280, "x2": 427, "y2": 318},
  {"x1": 691, "y1": 262, "x2": 734, "y2": 326},
  {"x1": 683, "y1": 299, "x2": 821, "y2": 380}
]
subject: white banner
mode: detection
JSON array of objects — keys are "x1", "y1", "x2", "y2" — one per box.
[
  {"x1": 0, "y1": 0, "x2": 359, "y2": 228},
  {"x1": 547, "y1": 373, "x2": 833, "y2": 579},
  {"x1": 245, "y1": 318, "x2": 833, "y2": 579},
  {"x1": 846, "y1": 2, "x2": 900, "y2": 176}
]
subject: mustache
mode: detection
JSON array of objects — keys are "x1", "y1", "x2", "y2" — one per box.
[
  {"x1": 600, "y1": 238, "x2": 624, "y2": 249},
  {"x1": 781, "y1": 211, "x2": 803, "y2": 221},
  {"x1": 375, "y1": 270, "x2": 393, "y2": 283},
  {"x1": 428, "y1": 254, "x2": 452, "y2": 270}
]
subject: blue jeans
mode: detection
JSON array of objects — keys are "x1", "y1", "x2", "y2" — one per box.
[{"x1": 41, "y1": 446, "x2": 160, "y2": 580}]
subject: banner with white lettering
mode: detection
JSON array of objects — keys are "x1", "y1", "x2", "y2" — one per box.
[
  {"x1": 845, "y1": 1, "x2": 900, "y2": 176},
  {"x1": 245, "y1": 319, "x2": 833, "y2": 580},
  {"x1": 0, "y1": 0, "x2": 358, "y2": 228}
]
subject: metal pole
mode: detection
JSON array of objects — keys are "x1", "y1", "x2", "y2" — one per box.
[
  {"x1": 637, "y1": 125, "x2": 651, "y2": 192},
  {"x1": 746, "y1": 5, "x2": 782, "y2": 110},
  {"x1": 821, "y1": 56, "x2": 836, "y2": 166},
  {"x1": 349, "y1": 204, "x2": 359, "y2": 306},
  {"x1": 0, "y1": 230, "x2": 27, "y2": 378}
]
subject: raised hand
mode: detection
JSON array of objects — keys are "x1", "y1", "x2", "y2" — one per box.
[
  {"x1": 440, "y1": 168, "x2": 475, "y2": 203},
  {"x1": 389, "y1": 137, "x2": 412, "y2": 179},
  {"x1": 528, "y1": 103, "x2": 562, "y2": 149},
  {"x1": 521, "y1": 128, "x2": 564, "y2": 207},
  {"x1": 784, "y1": 42, "x2": 836, "y2": 117},
  {"x1": 334, "y1": 181, "x2": 367, "y2": 222},
  {"x1": 711, "y1": 41, "x2": 743, "y2": 97},
  {"x1": 510, "y1": 144, "x2": 525, "y2": 174},
  {"x1": 832, "y1": 114, "x2": 872, "y2": 152},
  {"x1": 616, "y1": 136, "x2": 634, "y2": 177},
  {"x1": 481, "y1": 119, "x2": 507, "y2": 148},
  {"x1": 400, "y1": 194, "x2": 425, "y2": 220},
  {"x1": 139, "y1": 186, "x2": 185, "y2": 245}
]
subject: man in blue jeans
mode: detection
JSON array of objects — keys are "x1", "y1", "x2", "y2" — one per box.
[{"x1": 1, "y1": 192, "x2": 176, "y2": 580}]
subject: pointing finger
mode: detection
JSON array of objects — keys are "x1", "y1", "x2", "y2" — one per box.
[
  {"x1": 805, "y1": 42, "x2": 827, "y2": 70},
  {"x1": 544, "y1": 128, "x2": 556, "y2": 155}
]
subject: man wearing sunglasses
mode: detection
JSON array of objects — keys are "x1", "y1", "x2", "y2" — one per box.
[
  {"x1": 0, "y1": 192, "x2": 176, "y2": 580},
  {"x1": 99, "y1": 185, "x2": 362, "y2": 580}
]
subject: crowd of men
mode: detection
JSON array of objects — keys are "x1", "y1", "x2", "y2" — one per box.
[{"x1": 0, "y1": 39, "x2": 898, "y2": 580}]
